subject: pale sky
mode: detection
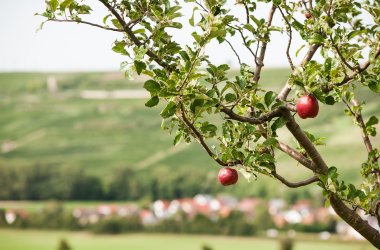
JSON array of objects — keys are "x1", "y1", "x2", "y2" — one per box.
[{"x1": 0, "y1": 0, "x2": 311, "y2": 72}]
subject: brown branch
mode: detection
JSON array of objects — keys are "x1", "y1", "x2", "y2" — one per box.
[
  {"x1": 47, "y1": 18, "x2": 124, "y2": 32},
  {"x1": 226, "y1": 39, "x2": 242, "y2": 65},
  {"x1": 278, "y1": 106, "x2": 380, "y2": 248},
  {"x1": 329, "y1": 34, "x2": 354, "y2": 70},
  {"x1": 180, "y1": 104, "x2": 236, "y2": 167},
  {"x1": 327, "y1": 45, "x2": 380, "y2": 91},
  {"x1": 277, "y1": 44, "x2": 321, "y2": 101},
  {"x1": 272, "y1": 172, "x2": 319, "y2": 188},
  {"x1": 277, "y1": 142, "x2": 317, "y2": 172},
  {"x1": 351, "y1": 99, "x2": 375, "y2": 156},
  {"x1": 253, "y1": 5, "x2": 277, "y2": 83},
  {"x1": 309, "y1": 0, "x2": 313, "y2": 10},
  {"x1": 221, "y1": 106, "x2": 284, "y2": 125},
  {"x1": 278, "y1": 7, "x2": 295, "y2": 71},
  {"x1": 329, "y1": 195, "x2": 380, "y2": 248},
  {"x1": 280, "y1": 108, "x2": 328, "y2": 173},
  {"x1": 98, "y1": 0, "x2": 172, "y2": 70},
  {"x1": 233, "y1": 27, "x2": 258, "y2": 64},
  {"x1": 243, "y1": 2, "x2": 250, "y2": 24}
]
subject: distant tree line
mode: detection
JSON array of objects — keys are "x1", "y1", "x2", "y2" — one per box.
[
  {"x1": 0, "y1": 164, "x2": 314, "y2": 203},
  {"x1": 0, "y1": 201, "x2": 335, "y2": 235}
]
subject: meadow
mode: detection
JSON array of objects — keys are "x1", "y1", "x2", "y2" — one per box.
[
  {"x1": 0, "y1": 229, "x2": 376, "y2": 250},
  {"x1": 0, "y1": 69, "x2": 379, "y2": 200}
]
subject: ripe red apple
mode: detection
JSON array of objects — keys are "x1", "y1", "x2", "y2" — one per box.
[
  {"x1": 296, "y1": 94, "x2": 319, "y2": 119},
  {"x1": 218, "y1": 167, "x2": 238, "y2": 186},
  {"x1": 305, "y1": 12, "x2": 312, "y2": 19}
]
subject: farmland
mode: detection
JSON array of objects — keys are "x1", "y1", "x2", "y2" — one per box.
[{"x1": 0, "y1": 70, "x2": 379, "y2": 199}]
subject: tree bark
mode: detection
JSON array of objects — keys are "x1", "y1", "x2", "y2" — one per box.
[{"x1": 330, "y1": 195, "x2": 380, "y2": 248}]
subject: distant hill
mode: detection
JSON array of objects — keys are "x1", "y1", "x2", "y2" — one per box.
[{"x1": 0, "y1": 70, "x2": 379, "y2": 200}]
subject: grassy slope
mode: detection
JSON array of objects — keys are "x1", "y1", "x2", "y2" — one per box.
[
  {"x1": 0, "y1": 70, "x2": 379, "y2": 198},
  {"x1": 0, "y1": 229, "x2": 375, "y2": 250}
]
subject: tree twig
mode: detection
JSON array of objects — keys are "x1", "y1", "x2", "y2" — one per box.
[
  {"x1": 277, "y1": 44, "x2": 321, "y2": 101},
  {"x1": 221, "y1": 106, "x2": 284, "y2": 125},
  {"x1": 278, "y1": 7, "x2": 295, "y2": 71},
  {"x1": 271, "y1": 172, "x2": 319, "y2": 188},
  {"x1": 327, "y1": 45, "x2": 380, "y2": 91},
  {"x1": 329, "y1": 34, "x2": 354, "y2": 70},
  {"x1": 98, "y1": 0, "x2": 172, "y2": 70},
  {"x1": 180, "y1": 104, "x2": 238, "y2": 167},
  {"x1": 226, "y1": 39, "x2": 242, "y2": 65},
  {"x1": 253, "y1": 5, "x2": 277, "y2": 83},
  {"x1": 47, "y1": 18, "x2": 124, "y2": 32}
]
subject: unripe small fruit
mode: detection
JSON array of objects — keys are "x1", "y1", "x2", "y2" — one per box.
[
  {"x1": 218, "y1": 167, "x2": 238, "y2": 186},
  {"x1": 296, "y1": 94, "x2": 319, "y2": 119}
]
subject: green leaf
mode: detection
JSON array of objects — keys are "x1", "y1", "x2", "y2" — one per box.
[
  {"x1": 160, "y1": 101, "x2": 177, "y2": 118},
  {"x1": 143, "y1": 80, "x2": 161, "y2": 94},
  {"x1": 308, "y1": 33, "x2": 324, "y2": 45},
  {"x1": 225, "y1": 93, "x2": 237, "y2": 102},
  {"x1": 271, "y1": 117, "x2": 287, "y2": 132},
  {"x1": 111, "y1": 19, "x2": 123, "y2": 29},
  {"x1": 190, "y1": 99, "x2": 204, "y2": 113},
  {"x1": 348, "y1": 30, "x2": 368, "y2": 40},
  {"x1": 173, "y1": 132, "x2": 182, "y2": 146},
  {"x1": 60, "y1": 0, "x2": 73, "y2": 9},
  {"x1": 49, "y1": 0, "x2": 59, "y2": 11},
  {"x1": 325, "y1": 96, "x2": 335, "y2": 105},
  {"x1": 264, "y1": 91, "x2": 276, "y2": 108},
  {"x1": 145, "y1": 96, "x2": 159, "y2": 107},
  {"x1": 263, "y1": 138, "x2": 278, "y2": 147},
  {"x1": 291, "y1": 20, "x2": 304, "y2": 30},
  {"x1": 134, "y1": 60, "x2": 146, "y2": 75},
  {"x1": 327, "y1": 166, "x2": 338, "y2": 179},
  {"x1": 112, "y1": 41, "x2": 127, "y2": 55},
  {"x1": 366, "y1": 116, "x2": 379, "y2": 128}
]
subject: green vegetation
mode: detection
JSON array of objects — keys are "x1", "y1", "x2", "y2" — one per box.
[
  {"x1": 0, "y1": 70, "x2": 379, "y2": 201},
  {"x1": 0, "y1": 229, "x2": 375, "y2": 250}
]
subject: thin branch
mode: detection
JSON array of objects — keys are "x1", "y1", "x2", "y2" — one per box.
[
  {"x1": 221, "y1": 106, "x2": 285, "y2": 125},
  {"x1": 253, "y1": 5, "x2": 277, "y2": 83},
  {"x1": 243, "y1": 2, "x2": 250, "y2": 24},
  {"x1": 327, "y1": 45, "x2": 380, "y2": 91},
  {"x1": 278, "y1": 7, "x2": 295, "y2": 71},
  {"x1": 277, "y1": 44, "x2": 321, "y2": 101},
  {"x1": 272, "y1": 172, "x2": 319, "y2": 188},
  {"x1": 327, "y1": 0, "x2": 333, "y2": 17},
  {"x1": 98, "y1": 0, "x2": 172, "y2": 70},
  {"x1": 180, "y1": 104, "x2": 237, "y2": 167},
  {"x1": 226, "y1": 39, "x2": 242, "y2": 65},
  {"x1": 350, "y1": 99, "x2": 375, "y2": 157},
  {"x1": 329, "y1": 34, "x2": 354, "y2": 70},
  {"x1": 46, "y1": 18, "x2": 123, "y2": 32},
  {"x1": 309, "y1": 0, "x2": 314, "y2": 10},
  {"x1": 195, "y1": 0, "x2": 208, "y2": 12},
  {"x1": 178, "y1": 48, "x2": 203, "y2": 91},
  {"x1": 256, "y1": 124, "x2": 316, "y2": 171},
  {"x1": 234, "y1": 27, "x2": 258, "y2": 64},
  {"x1": 277, "y1": 142, "x2": 317, "y2": 172}
]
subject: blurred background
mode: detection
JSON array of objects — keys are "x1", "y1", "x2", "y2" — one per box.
[{"x1": 0, "y1": 1, "x2": 378, "y2": 250}]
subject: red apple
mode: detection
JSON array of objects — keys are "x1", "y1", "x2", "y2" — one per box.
[
  {"x1": 305, "y1": 12, "x2": 312, "y2": 19},
  {"x1": 296, "y1": 94, "x2": 319, "y2": 119},
  {"x1": 218, "y1": 167, "x2": 238, "y2": 186}
]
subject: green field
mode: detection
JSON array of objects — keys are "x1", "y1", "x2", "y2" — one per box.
[
  {"x1": 0, "y1": 229, "x2": 375, "y2": 250},
  {"x1": 0, "y1": 70, "x2": 379, "y2": 198}
]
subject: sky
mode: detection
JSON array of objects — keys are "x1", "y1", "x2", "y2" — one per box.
[{"x1": 0, "y1": 0, "x2": 308, "y2": 72}]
